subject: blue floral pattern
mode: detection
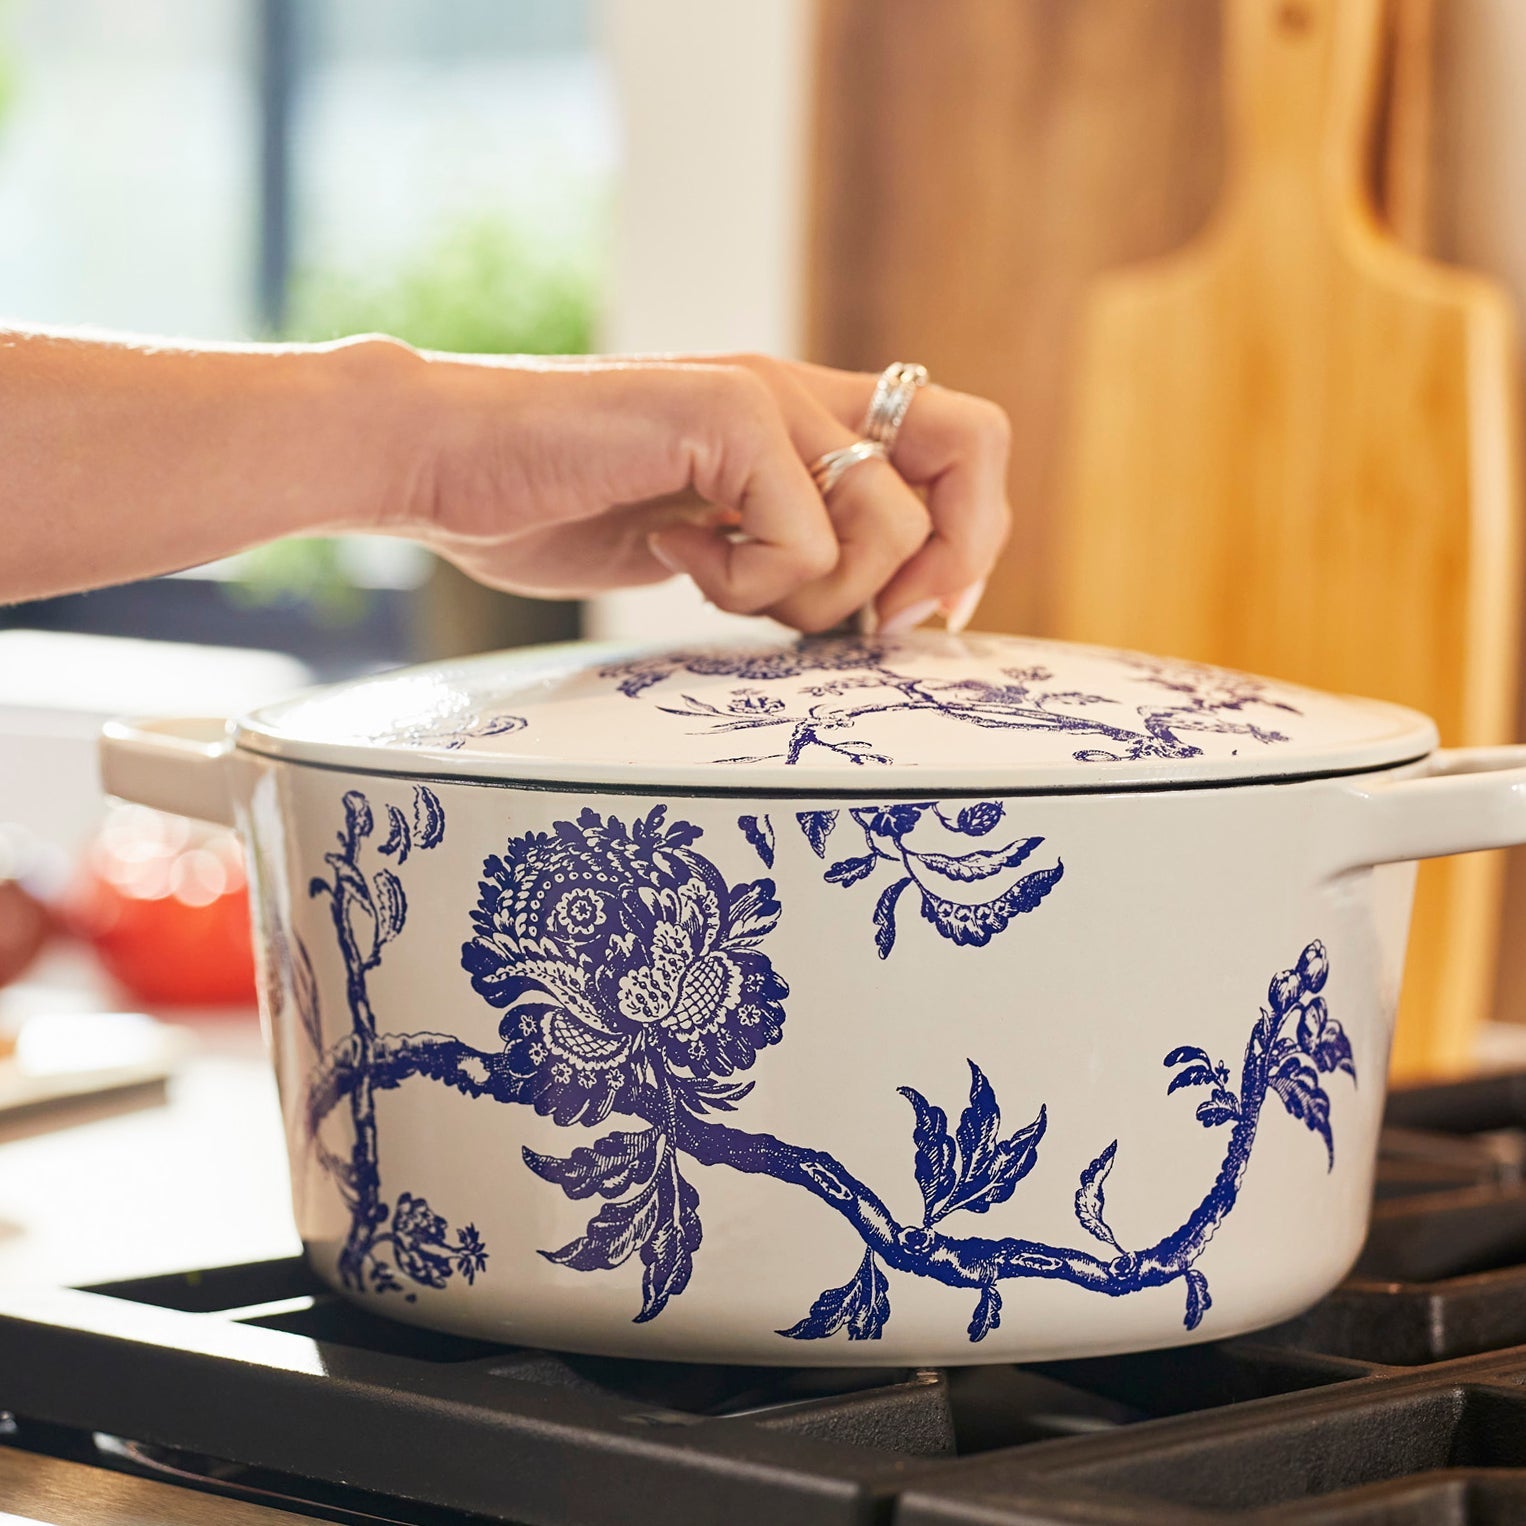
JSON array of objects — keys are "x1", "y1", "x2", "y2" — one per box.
[
  {"x1": 301, "y1": 787, "x2": 1354, "y2": 1345},
  {"x1": 300, "y1": 785, "x2": 486, "y2": 1300},
  {"x1": 801, "y1": 799, "x2": 1064, "y2": 956},
  {"x1": 598, "y1": 638, "x2": 1298, "y2": 769},
  {"x1": 461, "y1": 807, "x2": 787, "y2": 1130}
]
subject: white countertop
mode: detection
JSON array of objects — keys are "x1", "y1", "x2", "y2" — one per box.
[{"x1": 0, "y1": 951, "x2": 297, "y2": 1290}]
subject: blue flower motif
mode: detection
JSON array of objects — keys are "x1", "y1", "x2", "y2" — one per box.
[
  {"x1": 683, "y1": 641, "x2": 888, "y2": 682},
  {"x1": 867, "y1": 803, "x2": 930, "y2": 839},
  {"x1": 726, "y1": 689, "x2": 785, "y2": 714},
  {"x1": 599, "y1": 638, "x2": 892, "y2": 697},
  {"x1": 462, "y1": 807, "x2": 788, "y2": 1126},
  {"x1": 455, "y1": 1223, "x2": 488, "y2": 1285},
  {"x1": 389, "y1": 1193, "x2": 454, "y2": 1289}
]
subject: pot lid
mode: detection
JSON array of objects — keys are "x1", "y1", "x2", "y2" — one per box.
[{"x1": 235, "y1": 632, "x2": 1437, "y2": 793}]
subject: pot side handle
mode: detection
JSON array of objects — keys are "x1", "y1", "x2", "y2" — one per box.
[
  {"x1": 1331, "y1": 745, "x2": 1526, "y2": 872},
  {"x1": 98, "y1": 716, "x2": 236, "y2": 827}
]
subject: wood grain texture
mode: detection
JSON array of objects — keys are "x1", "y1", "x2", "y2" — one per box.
[
  {"x1": 0, "y1": 1446, "x2": 309, "y2": 1524},
  {"x1": 1376, "y1": 0, "x2": 1436, "y2": 250},
  {"x1": 1053, "y1": 0, "x2": 1523, "y2": 1078},
  {"x1": 807, "y1": 0, "x2": 1225, "y2": 636},
  {"x1": 1425, "y1": 0, "x2": 1526, "y2": 1032}
]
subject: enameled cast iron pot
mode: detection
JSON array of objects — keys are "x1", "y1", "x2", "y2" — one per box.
[{"x1": 99, "y1": 632, "x2": 1526, "y2": 1366}]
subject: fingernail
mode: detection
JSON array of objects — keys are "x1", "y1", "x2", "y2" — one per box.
[
  {"x1": 647, "y1": 531, "x2": 683, "y2": 576},
  {"x1": 943, "y1": 578, "x2": 986, "y2": 634},
  {"x1": 856, "y1": 603, "x2": 879, "y2": 637},
  {"x1": 878, "y1": 595, "x2": 941, "y2": 636}
]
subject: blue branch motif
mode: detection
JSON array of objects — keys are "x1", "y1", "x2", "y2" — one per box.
[
  {"x1": 300, "y1": 785, "x2": 488, "y2": 1300},
  {"x1": 799, "y1": 799, "x2": 1064, "y2": 956},
  {"x1": 738, "y1": 812, "x2": 775, "y2": 868},
  {"x1": 598, "y1": 638, "x2": 1299, "y2": 769},
  {"x1": 300, "y1": 788, "x2": 1354, "y2": 1346}
]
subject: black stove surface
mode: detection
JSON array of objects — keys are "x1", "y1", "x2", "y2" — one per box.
[{"x1": 7, "y1": 1073, "x2": 1526, "y2": 1525}]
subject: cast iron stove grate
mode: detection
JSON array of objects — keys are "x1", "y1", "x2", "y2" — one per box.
[{"x1": 9, "y1": 1073, "x2": 1526, "y2": 1523}]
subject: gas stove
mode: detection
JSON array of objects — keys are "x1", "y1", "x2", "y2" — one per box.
[{"x1": 4, "y1": 1072, "x2": 1526, "y2": 1525}]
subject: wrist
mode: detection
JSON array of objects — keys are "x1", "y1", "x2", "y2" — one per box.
[{"x1": 298, "y1": 333, "x2": 433, "y2": 536}]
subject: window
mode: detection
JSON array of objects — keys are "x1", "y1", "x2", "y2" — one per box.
[{"x1": 0, "y1": 0, "x2": 613, "y2": 673}]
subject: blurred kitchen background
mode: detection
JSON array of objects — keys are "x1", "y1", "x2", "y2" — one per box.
[{"x1": 4, "y1": 0, "x2": 1526, "y2": 1231}]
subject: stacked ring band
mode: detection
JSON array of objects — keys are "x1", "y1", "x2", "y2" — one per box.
[
  {"x1": 861, "y1": 361, "x2": 929, "y2": 455},
  {"x1": 809, "y1": 438, "x2": 888, "y2": 498}
]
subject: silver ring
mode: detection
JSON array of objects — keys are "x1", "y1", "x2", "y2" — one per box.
[
  {"x1": 861, "y1": 361, "x2": 929, "y2": 455},
  {"x1": 809, "y1": 438, "x2": 888, "y2": 498}
]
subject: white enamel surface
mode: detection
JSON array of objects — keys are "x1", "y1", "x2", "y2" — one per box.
[
  {"x1": 235, "y1": 632, "x2": 1438, "y2": 792},
  {"x1": 238, "y1": 752, "x2": 1421, "y2": 1366}
]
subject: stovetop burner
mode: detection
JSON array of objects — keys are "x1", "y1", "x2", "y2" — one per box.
[{"x1": 8, "y1": 1072, "x2": 1526, "y2": 1524}]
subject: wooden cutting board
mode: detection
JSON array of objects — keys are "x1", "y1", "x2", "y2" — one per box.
[{"x1": 1055, "y1": 0, "x2": 1523, "y2": 1080}]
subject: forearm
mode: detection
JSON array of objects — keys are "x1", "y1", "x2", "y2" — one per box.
[{"x1": 0, "y1": 328, "x2": 425, "y2": 604}]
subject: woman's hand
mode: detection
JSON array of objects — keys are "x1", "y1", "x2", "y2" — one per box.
[
  {"x1": 397, "y1": 350, "x2": 1012, "y2": 633},
  {"x1": 0, "y1": 330, "x2": 1010, "y2": 631}
]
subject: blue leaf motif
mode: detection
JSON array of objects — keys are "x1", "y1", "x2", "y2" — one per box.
[
  {"x1": 523, "y1": 1128, "x2": 659, "y2": 1201},
  {"x1": 898, "y1": 1086, "x2": 957, "y2": 1224},
  {"x1": 1195, "y1": 1089, "x2": 1241, "y2": 1128},
  {"x1": 371, "y1": 870, "x2": 407, "y2": 943},
  {"x1": 1166, "y1": 1063, "x2": 1215, "y2": 1095},
  {"x1": 777, "y1": 1249, "x2": 889, "y2": 1341},
  {"x1": 797, "y1": 810, "x2": 839, "y2": 857},
  {"x1": 873, "y1": 877, "x2": 911, "y2": 959},
  {"x1": 971, "y1": 1110, "x2": 1047, "y2": 1215},
  {"x1": 968, "y1": 1282, "x2": 1002, "y2": 1341},
  {"x1": 940, "y1": 1062, "x2": 1046, "y2": 1218},
  {"x1": 1270, "y1": 1053, "x2": 1333, "y2": 1166},
  {"x1": 342, "y1": 789, "x2": 373, "y2": 840},
  {"x1": 454, "y1": 1224, "x2": 488, "y2": 1285},
  {"x1": 636, "y1": 1164, "x2": 702, "y2": 1323},
  {"x1": 1298, "y1": 996, "x2": 1355, "y2": 1079},
  {"x1": 956, "y1": 1062, "x2": 1000, "y2": 1180},
  {"x1": 781, "y1": 1281, "x2": 854, "y2": 1342},
  {"x1": 411, "y1": 785, "x2": 445, "y2": 849},
  {"x1": 848, "y1": 1256, "x2": 891, "y2": 1340},
  {"x1": 917, "y1": 861, "x2": 1064, "y2": 949},
  {"x1": 811, "y1": 798, "x2": 1064, "y2": 957},
  {"x1": 1167, "y1": 1043, "x2": 1240, "y2": 1126},
  {"x1": 541, "y1": 1179, "x2": 661, "y2": 1273},
  {"x1": 912, "y1": 836, "x2": 1043, "y2": 883},
  {"x1": 954, "y1": 801, "x2": 1004, "y2": 837},
  {"x1": 1183, "y1": 1267, "x2": 1212, "y2": 1331},
  {"x1": 738, "y1": 813, "x2": 775, "y2": 868},
  {"x1": 825, "y1": 853, "x2": 879, "y2": 888},
  {"x1": 726, "y1": 879, "x2": 782, "y2": 947},
  {"x1": 541, "y1": 1142, "x2": 703, "y2": 1324},
  {"x1": 377, "y1": 804, "x2": 412, "y2": 863},
  {"x1": 1074, "y1": 1140, "x2": 1122, "y2": 1253},
  {"x1": 1164, "y1": 1045, "x2": 1212, "y2": 1068}
]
